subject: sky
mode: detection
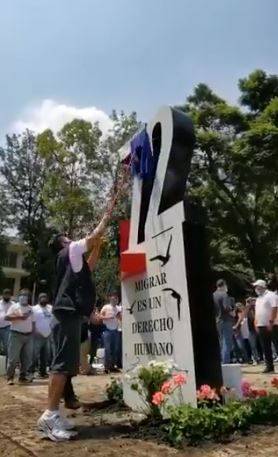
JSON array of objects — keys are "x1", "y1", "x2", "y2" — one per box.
[{"x1": 0, "y1": 0, "x2": 277, "y2": 137}]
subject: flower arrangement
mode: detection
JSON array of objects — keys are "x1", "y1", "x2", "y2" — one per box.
[
  {"x1": 271, "y1": 376, "x2": 278, "y2": 388},
  {"x1": 196, "y1": 384, "x2": 220, "y2": 405},
  {"x1": 125, "y1": 360, "x2": 187, "y2": 417},
  {"x1": 241, "y1": 379, "x2": 268, "y2": 399},
  {"x1": 152, "y1": 373, "x2": 187, "y2": 407}
]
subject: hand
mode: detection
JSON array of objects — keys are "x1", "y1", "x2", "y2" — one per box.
[
  {"x1": 90, "y1": 312, "x2": 102, "y2": 325},
  {"x1": 21, "y1": 311, "x2": 31, "y2": 320},
  {"x1": 267, "y1": 322, "x2": 274, "y2": 332}
]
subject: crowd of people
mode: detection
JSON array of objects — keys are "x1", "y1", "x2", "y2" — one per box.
[
  {"x1": 0, "y1": 288, "x2": 123, "y2": 384},
  {"x1": 213, "y1": 277, "x2": 278, "y2": 373}
]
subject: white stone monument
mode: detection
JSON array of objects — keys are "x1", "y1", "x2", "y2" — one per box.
[{"x1": 120, "y1": 106, "x2": 222, "y2": 411}]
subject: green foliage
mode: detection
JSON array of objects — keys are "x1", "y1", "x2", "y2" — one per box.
[
  {"x1": 249, "y1": 394, "x2": 278, "y2": 424},
  {"x1": 37, "y1": 119, "x2": 102, "y2": 236},
  {"x1": 106, "y1": 378, "x2": 123, "y2": 404},
  {"x1": 239, "y1": 69, "x2": 278, "y2": 112},
  {"x1": 166, "y1": 401, "x2": 251, "y2": 446},
  {"x1": 0, "y1": 131, "x2": 55, "y2": 288},
  {"x1": 128, "y1": 361, "x2": 173, "y2": 418},
  {"x1": 179, "y1": 69, "x2": 278, "y2": 278},
  {"x1": 165, "y1": 395, "x2": 278, "y2": 447}
]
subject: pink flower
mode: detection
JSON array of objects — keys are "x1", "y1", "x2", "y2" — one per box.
[
  {"x1": 200, "y1": 384, "x2": 212, "y2": 396},
  {"x1": 257, "y1": 389, "x2": 267, "y2": 397},
  {"x1": 271, "y1": 377, "x2": 278, "y2": 388},
  {"x1": 161, "y1": 381, "x2": 172, "y2": 395},
  {"x1": 250, "y1": 388, "x2": 267, "y2": 398},
  {"x1": 173, "y1": 373, "x2": 187, "y2": 386},
  {"x1": 241, "y1": 379, "x2": 252, "y2": 397},
  {"x1": 197, "y1": 384, "x2": 220, "y2": 402},
  {"x1": 152, "y1": 391, "x2": 165, "y2": 406}
]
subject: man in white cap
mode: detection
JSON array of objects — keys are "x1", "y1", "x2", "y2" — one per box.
[{"x1": 253, "y1": 279, "x2": 278, "y2": 373}]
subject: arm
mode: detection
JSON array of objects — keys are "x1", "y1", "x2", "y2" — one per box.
[
  {"x1": 87, "y1": 237, "x2": 103, "y2": 272},
  {"x1": 86, "y1": 213, "x2": 110, "y2": 252},
  {"x1": 5, "y1": 313, "x2": 31, "y2": 321},
  {"x1": 233, "y1": 312, "x2": 243, "y2": 330},
  {"x1": 269, "y1": 295, "x2": 278, "y2": 328},
  {"x1": 100, "y1": 306, "x2": 110, "y2": 320}
]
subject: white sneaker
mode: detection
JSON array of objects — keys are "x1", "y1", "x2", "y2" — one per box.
[
  {"x1": 59, "y1": 416, "x2": 75, "y2": 431},
  {"x1": 37, "y1": 413, "x2": 78, "y2": 442}
]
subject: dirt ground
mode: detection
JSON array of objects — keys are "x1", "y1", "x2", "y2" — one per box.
[{"x1": 0, "y1": 366, "x2": 278, "y2": 457}]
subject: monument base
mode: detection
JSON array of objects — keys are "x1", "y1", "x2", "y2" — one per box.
[{"x1": 222, "y1": 364, "x2": 242, "y2": 399}]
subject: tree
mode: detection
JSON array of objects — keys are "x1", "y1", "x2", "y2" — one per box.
[
  {"x1": 37, "y1": 119, "x2": 103, "y2": 236},
  {"x1": 0, "y1": 130, "x2": 53, "y2": 290},
  {"x1": 178, "y1": 70, "x2": 278, "y2": 278},
  {"x1": 37, "y1": 112, "x2": 140, "y2": 298}
]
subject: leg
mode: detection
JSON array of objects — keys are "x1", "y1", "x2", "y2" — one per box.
[
  {"x1": 48, "y1": 373, "x2": 67, "y2": 410},
  {"x1": 272, "y1": 325, "x2": 278, "y2": 357},
  {"x1": 90, "y1": 334, "x2": 98, "y2": 364},
  {"x1": 222, "y1": 322, "x2": 233, "y2": 364},
  {"x1": 216, "y1": 321, "x2": 224, "y2": 363},
  {"x1": 110, "y1": 331, "x2": 118, "y2": 368},
  {"x1": 32, "y1": 335, "x2": 43, "y2": 375},
  {"x1": 117, "y1": 331, "x2": 122, "y2": 368},
  {"x1": 80, "y1": 339, "x2": 91, "y2": 374},
  {"x1": 39, "y1": 337, "x2": 49, "y2": 376},
  {"x1": 7, "y1": 332, "x2": 24, "y2": 381},
  {"x1": 248, "y1": 331, "x2": 260, "y2": 361},
  {"x1": 234, "y1": 333, "x2": 248, "y2": 362},
  {"x1": 0, "y1": 327, "x2": 10, "y2": 356},
  {"x1": 103, "y1": 330, "x2": 112, "y2": 371},
  {"x1": 258, "y1": 327, "x2": 274, "y2": 371},
  {"x1": 20, "y1": 335, "x2": 33, "y2": 379}
]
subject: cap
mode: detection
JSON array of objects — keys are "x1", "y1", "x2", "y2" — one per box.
[{"x1": 253, "y1": 279, "x2": 267, "y2": 288}]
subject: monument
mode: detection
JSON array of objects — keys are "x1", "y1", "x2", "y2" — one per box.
[{"x1": 120, "y1": 106, "x2": 222, "y2": 410}]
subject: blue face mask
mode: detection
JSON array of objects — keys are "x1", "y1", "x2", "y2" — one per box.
[{"x1": 18, "y1": 295, "x2": 29, "y2": 306}]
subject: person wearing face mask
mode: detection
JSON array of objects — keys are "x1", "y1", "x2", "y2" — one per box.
[
  {"x1": 5, "y1": 289, "x2": 35, "y2": 384},
  {"x1": 100, "y1": 292, "x2": 122, "y2": 373},
  {"x1": 32, "y1": 293, "x2": 53, "y2": 378},
  {"x1": 213, "y1": 279, "x2": 235, "y2": 364},
  {"x1": 0, "y1": 289, "x2": 14, "y2": 358},
  {"x1": 253, "y1": 279, "x2": 278, "y2": 373}
]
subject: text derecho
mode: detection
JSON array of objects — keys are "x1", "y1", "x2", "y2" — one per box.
[{"x1": 131, "y1": 272, "x2": 174, "y2": 357}]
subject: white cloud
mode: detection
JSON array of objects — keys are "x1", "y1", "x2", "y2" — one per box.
[{"x1": 10, "y1": 99, "x2": 113, "y2": 135}]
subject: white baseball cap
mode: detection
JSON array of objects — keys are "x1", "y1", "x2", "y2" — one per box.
[{"x1": 252, "y1": 279, "x2": 267, "y2": 288}]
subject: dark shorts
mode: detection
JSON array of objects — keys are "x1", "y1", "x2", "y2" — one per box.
[{"x1": 51, "y1": 312, "x2": 81, "y2": 376}]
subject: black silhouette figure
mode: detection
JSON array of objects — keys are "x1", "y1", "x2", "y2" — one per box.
[
  {"x1": 150, "y1": 235, "x2": 172, "y2": 267},
  {"x1": 162, "y1": 288, "x2": 182, "y2": 320},
  {"x1": 126, "y1": 300, "x2": 137, "y2": 315}
]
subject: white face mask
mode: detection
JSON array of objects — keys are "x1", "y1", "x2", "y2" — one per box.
[
  {"x1": 19, "y1": 295, "x2": 29, "y2": 306},
  {"x1": 255, "y1": 287, "x2": 265, "y2": 296}
]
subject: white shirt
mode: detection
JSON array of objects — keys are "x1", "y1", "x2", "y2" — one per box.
[
  {"x1": 255, "y1": 290, "x2": 278, "y2": 327},
  {"x1": 33, "y1": 304, "x2": 53, "y2": 338},
  {"x1": 0, "y1": 299, "x2": 14, "y2": 328},
  {"x1": 101, "y1": 304, "x2": 122, "y2": 330},
  {"x1": 69, "y1": 238, "x2": 87, "y2": 273},
  {"x1": 6, "y1": 303, "x2": 35, "y2": 333}
]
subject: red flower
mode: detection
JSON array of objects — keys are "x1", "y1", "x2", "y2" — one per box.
[
  {"x1": 152, "y1": 391, "x2": 165, "y2": 406},
  {"x1": 241, "y1": 379, "x2": 252, "y2": 397},
  {"x1": 257, "y1": 389, "x2": 268, "y2": 397},
  {"x1": 199, "y1": 384, "x2": 211, "y2": 396},
  {"x1": 161, "y1": 381, "x2": 172, "y2": 395},
  {"x1": 197, "y1": 384, "x2": 219, "y2": 401},
  {"x1": 172, "y1": 373, "x2": 187, "y2": 386},
  {"x1": 271, "y1": 377, "x2": 278, "y2": 388}
]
